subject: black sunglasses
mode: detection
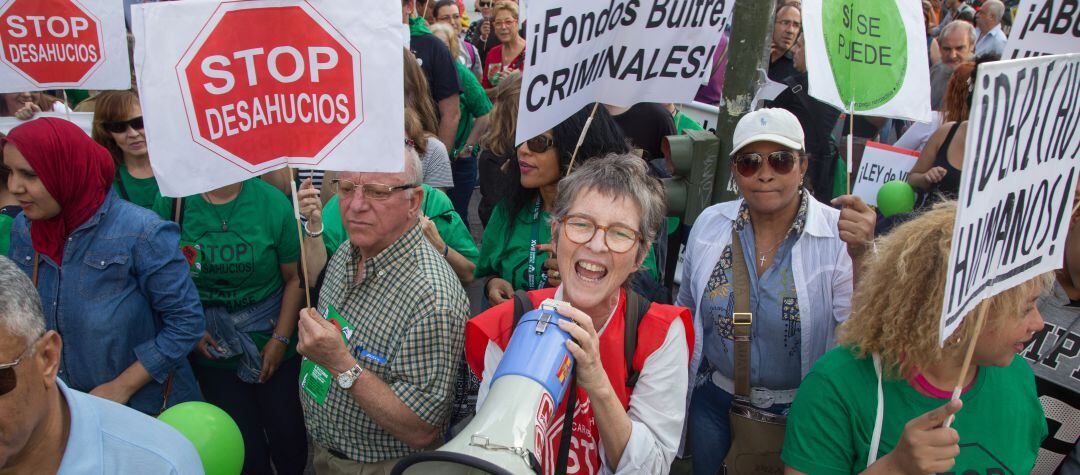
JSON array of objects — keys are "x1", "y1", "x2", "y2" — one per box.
[
  {"x1": 522, "y1": 135, "x2": 554, "y2": 154},
  {"x1": 102, "y1": 116, "x2": 144, "y2": 134},
  {"x1": 731, "y1": 150, "x2": 800, "y2": 177}
]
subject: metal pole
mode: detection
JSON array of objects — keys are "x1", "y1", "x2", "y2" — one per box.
[{"x1": 711, "y1": 0, "x2": 777, "y2": 205}]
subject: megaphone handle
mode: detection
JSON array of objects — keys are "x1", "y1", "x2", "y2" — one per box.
[{"x1": 554, "y1": 372, "x2": 577, "y2": 475}]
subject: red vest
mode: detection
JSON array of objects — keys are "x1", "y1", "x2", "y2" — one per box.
[{"x1": 465, "y1": 288, "x2": 693, "y2": 474}]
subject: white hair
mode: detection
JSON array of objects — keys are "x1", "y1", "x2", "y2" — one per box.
[
  {"x1": 982, "y1": 0, "x2": 1005, "y2": 21},
  {"x1": 941, "y1": 19, "x2": 976, "y2": 46},
  {"x1": 0, "y1": 256, "x2": 45, "y2": 345}
]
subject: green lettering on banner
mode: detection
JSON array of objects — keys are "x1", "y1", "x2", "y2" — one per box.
[{"x1": 823, "y1": 0, "x2": 908, "y2": 110}]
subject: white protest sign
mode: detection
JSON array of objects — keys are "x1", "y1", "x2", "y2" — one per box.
[
  {"x1": 0, "y1": 112, "x2": 93, "y2": 135},
  {"x1": 940, "y1": 53, "x2": 1080, "y2": 345},
  {"x1": 515, "y1": 0, "x2": 731, "y2": 145},
  {"x1": 803, "y1": 0, "x2": 933, "y2": 122},
  {"x1": 1003, "y1": 0, "x2": 1080, "y2": 59},
  {"x1": 851, "y1": 141, "x2": 918, "y2": 207},
  {"x1": 132, "y1": 0, "x2": 404, "y2": 197},
  {"x1": 0, "y1": 0, "x2": 130, "y2": 92}
]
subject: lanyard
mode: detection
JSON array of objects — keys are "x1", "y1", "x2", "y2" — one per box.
[{"x1": 526, "y1": 199, "x2": 549, "y2": 291}]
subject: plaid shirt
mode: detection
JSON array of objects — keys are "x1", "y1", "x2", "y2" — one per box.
[{"x1": 301, "y1": 224, "x2": 470, "y2": 463}]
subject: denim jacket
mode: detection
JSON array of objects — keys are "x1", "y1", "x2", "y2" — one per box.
[
  {"x1": 203, "y1": 286, "x2": 282, "y2": 383},
  {"x1": 8, "y1": 191, "x2": 205, "y2": 415}
]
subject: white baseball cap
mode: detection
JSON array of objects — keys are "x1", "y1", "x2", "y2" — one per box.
[{"x1": 729, "y1": 108, "x2": 805, "y2": 156}]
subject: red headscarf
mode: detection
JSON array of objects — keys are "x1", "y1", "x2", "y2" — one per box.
[{"x1": 1, "y1": 118, "x2": 115, "y2": 265}]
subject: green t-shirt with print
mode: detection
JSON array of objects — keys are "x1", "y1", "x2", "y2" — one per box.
[
  {"x1": 113, "y1": 165, "x2": 173, "y2": 220},
  {"x1": 321, "y1": 184, "x2": 478, "y2": 265},
  {"x1": 453, "y1": 61, "x2": 493, "y2": 156},
  {"x1": 782, "y1": 346, "x2": 1047, "y2": 475},
  {"x1": 180, "y1": 178, "x2": 300, "y2": 313},
  {"x1": 476, "y1": 201, "x2": 659, "y2": 290}
]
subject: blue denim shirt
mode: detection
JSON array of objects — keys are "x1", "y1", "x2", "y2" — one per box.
[{"x1": 8, "y1": 191, "x2": 204, "y2": 415}]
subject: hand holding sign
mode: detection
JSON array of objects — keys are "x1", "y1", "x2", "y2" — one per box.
[
  {"x1": 874, "y1": 400, "x2": 963, "y2": 475},
  {"x1": 832, "y1": 194, "x2": 876, "y2": 260}
]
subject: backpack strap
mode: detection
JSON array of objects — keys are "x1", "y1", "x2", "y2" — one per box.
[
  {"x1": 511, "y1": 290, "x2": 534, "y2": 327},
  {"x1": 623, "y1": 289, "x2": 651, "y2": 387}
]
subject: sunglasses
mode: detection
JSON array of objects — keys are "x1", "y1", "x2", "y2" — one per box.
[
  {"x1": 102, "y1": 116, "x2": 144, "y2": 134},
  {"x1": 0, "y1": 345, "x2": 31, "y2": 397},
  {"x1": 522, "y1": 135, "x2": 554, "y2": 154},
  {"x1": 731, "y1": 150, "x2": 800, "y2": 177},
  {"x1": 478, "y1": 1, "x2": 492, "y2": 7}
]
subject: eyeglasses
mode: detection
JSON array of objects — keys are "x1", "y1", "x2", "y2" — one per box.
[
  {"x1": 493, "y1": 19, "x2": 517, "y2": 27},
  {"x1": 732, "y1": 151, "x2": 800, "y2": 177},
  {"x1": 330, "y1": 179, "x2": 417, "y2": 201},
  {"x1": 522, "y1": 135, "x2": 554, "y2": 154},
  {"x1": 102, "y1": 116, "x2": 144, "y2": 134},
  {"x1": 0, "y1": 345, "x2": 32, "y2": 397},
  {"x1": 560, "y1": 215, "x2": 642, "y2": 254},
  {"x1": 776, "y1": 19, "x2": 801, "y2": 29}
]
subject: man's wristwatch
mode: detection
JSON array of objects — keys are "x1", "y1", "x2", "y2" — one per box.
[{"x1": 336, "y1": 362, "x2": 364, "y2": 389}]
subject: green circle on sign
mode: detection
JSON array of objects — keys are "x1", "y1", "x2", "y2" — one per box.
[{"x1": 822, "y1": 0, "x2": 908, "y2": 110}]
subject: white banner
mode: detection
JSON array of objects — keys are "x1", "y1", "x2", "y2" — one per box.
[
  {"x1": 851, "y1": 141, "x2": 918, "y2": 207},
  {"x1": 515, "y1": 0, "x2": 731, "y2": 145},
  {"x1": 0, "y1": 111, "x2": 93, "y2": 135},
  {"x1": 132, "y1": 0, "x2": 404, "y2": 197},
  {"x1": 940, "y1": 53, "x2": 1080, "y2": 345},
  {"x1": 1003, "y1": 0, "x2": 1080, "y2": 59},
  {"x1": 803, "y1": 0, "x2": 932, "y2": 122},
  {"x1": 0, "y1": 0, "x2": 131, "y2": 92}
]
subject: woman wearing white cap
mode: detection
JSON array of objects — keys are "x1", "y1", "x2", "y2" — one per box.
[{"x1": 676, "y1": 108, "x2": 876, "y2": 474}]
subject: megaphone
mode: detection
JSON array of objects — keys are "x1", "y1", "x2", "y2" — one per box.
[{"x1": 392, "y1": 300, "x2": 575, "y2": 475}]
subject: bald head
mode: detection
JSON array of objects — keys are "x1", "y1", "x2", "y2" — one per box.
[{"x1": 976, "y1": 0, "x2": 1004, "y2": 31}]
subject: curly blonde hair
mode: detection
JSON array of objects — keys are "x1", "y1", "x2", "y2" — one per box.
[{"x1": 840, "y1": 202, "x2": 1052, "y2": 378}]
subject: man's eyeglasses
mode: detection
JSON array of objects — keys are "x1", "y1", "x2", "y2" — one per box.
[
  {"x1": 0, "y1": 345, "x2": 32, "y2": 397},
  {"x1": 330, "y1": 179, "x2": 417, "y2": 201},
  {"x1": 560, "y1": 215, "x2": 642, "y2": 254},
  {"x1": 102, "y1": 116, "x2": 144, "y2": 134},
  {"x1": 731, "y1": 151, "x2": 800, "y2": 177},
  {"x1": 522, "y1": 135, "x2": 554, "y2": 154}
]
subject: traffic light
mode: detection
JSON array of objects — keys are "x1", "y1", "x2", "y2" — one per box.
[{"x1": 663, "y1": 129, "x2": 719, "y2": 226}]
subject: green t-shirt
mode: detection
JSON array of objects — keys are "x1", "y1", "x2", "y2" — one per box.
[
  {"x1": 180, "y1": 178, "x2": 300, "y2": 313},
  {"x1": 476, "y1": 201, "x2": 659, "y2": 290},
  {"x1": 782, "y1": 347, "x2": 1047, "y2": 475},
  {"x1": 674, "y1": 111, "x2": 705, "y2": 134},
  {"x1": 0, "y1": 211, "x2": 14, "y2": 256},
  {"x1": 113, "y1": 165, "x2": 173, "y2": 220},
  {"x1": 452, "y1": 61, "x2": 493, "y2": 156},
  {"x1": 321, "y1": 184, "x2": 478, "y2": 265}
]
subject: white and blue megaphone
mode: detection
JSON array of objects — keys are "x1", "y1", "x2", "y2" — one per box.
[{"x1": 392, "y1": 299, "x2": 576, "y2": 475}]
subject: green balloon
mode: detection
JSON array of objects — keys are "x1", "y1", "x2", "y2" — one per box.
[
  {"x1": 822, "y1": 0, "x2": 908, "y2": 110},
  {"x1": 877, "y1": 180, "x2": 916, "y2": 217},
  {"x1": 159, "y1": 402, "x2": 244, "y2": 475}
]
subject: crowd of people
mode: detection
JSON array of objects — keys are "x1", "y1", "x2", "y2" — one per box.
[{"x1": 0, "y1": 0, "x2": 1076, "y2": 474}]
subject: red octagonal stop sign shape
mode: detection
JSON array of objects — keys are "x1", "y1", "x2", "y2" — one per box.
[
  {"x1": 177, "y1": 3, "x2": 363, "y2": 170},
  {"x1": 0, "y1": 0, "x2": 104, "y2": 86}
]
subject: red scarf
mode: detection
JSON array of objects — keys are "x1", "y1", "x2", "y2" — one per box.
[{"x1": 1, "y1": 118, "x2": 114, "y2": 265}]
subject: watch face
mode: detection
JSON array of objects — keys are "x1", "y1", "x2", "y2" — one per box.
[{"x1": 337, "y1": 372, "x2": 355, "y2": 389}]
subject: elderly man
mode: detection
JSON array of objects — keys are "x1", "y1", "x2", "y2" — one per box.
[
  {"x1": 297, "y1": 147, "x2": 470, "y2": 474},
  {"x1": 0, "y1": 256, "x2": 202, "y2": 474},
  {"x1": 930, "y1": 20, "x2": 976, "y2": 110},
  {"x1": 975, "y1": 0, "x2": 1007, "y2": 57}
]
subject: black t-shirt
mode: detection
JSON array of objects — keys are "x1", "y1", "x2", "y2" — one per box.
[
  {"x1": 768, "y1": 72, "x2": 842, "y2": 202},
  {"x1": 611, "y1": 103, "x2": 676, "y2": 161},
  {"x1": 768, "y1": 54, "x2": 798, "y2": 83},
  {"x1": 411, "y1": 33, "x2": 461, "y2": 103}
]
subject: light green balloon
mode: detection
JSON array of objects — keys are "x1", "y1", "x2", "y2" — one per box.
[
  {"x1": 877, "y1": 180, "x2": 916, "y2": 217},
  {"x1": 823, "y1": 0, "x2": 908, "y2": 110},
  {"x1": 159, "y1": 402, "x2": 244, "y2": 475}
]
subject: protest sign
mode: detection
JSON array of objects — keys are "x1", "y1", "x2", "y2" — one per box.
[
  {"x1": 0, "y1": 112, "x2": 93, "y2": 135},
  {"x1": 940, "y1": 53, "x2": 1080, "y2": 345},
  {"x1": 515, "y1": 0, "x2": 732, "y2": 145},
  {"x1": 803, "y1": 0, "x2": 932, "y2": 122},
  {"x1": 1002, "y1": 0, "x2": 1080, "y2": 59},
  {"x1": 0, "y1": 0, "x2": 130, "y2": 92},
  {"x1": 132, "y1": 0, "x2": 403, "y2": 197},
  {"x1": 851, "y1": 141, "x2": 918, "y2": 207}
]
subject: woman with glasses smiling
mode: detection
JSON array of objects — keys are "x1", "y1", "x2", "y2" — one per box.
[
  {"x1": 676, "y1": 108, "x2": 876, "y2": 475},
  {"x1": 466, "y1": 154, "x2": 693, "y2": 474},
  {"x1": 482, "y1": 1, "x2": 525, "y2": 93}
]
